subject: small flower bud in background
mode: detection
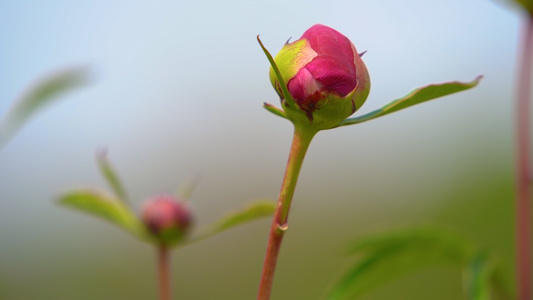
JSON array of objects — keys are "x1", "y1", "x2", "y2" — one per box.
[
  {"x1": 270, "y1": 24, "x2": 370, "y2": 129},
  {"x1": 142, "y1": 195, "x2": 193, "y2": 245}
]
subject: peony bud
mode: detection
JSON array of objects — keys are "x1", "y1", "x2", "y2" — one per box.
[
  {"x1": 269, "y1": 24, "x2": 370, "y2": 129},
  {"x1": 141, "y1": 195, "x2": 192, "y2": 245}
]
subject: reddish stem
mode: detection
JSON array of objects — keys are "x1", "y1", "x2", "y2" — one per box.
[
  {"x1": 516, "y1": 14, "x2": 533, "y2": 300},
  {"x1": 257, "y1": 125, "x2": 317, "y2": 300},
  {"x1": 158, "y1": 246, "x2": 172, "y2": 300}
]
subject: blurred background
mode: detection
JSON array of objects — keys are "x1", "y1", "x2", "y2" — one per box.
[{"x1": 0, "y1": 0, "x2": 526, "y2": 299}]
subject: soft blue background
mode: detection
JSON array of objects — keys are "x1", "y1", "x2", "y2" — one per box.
[{"x1": 0, "y1": 1, "x2": 526, "y2": 299}]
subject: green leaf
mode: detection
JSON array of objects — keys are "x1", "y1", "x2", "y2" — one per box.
[
  {"x1": 325, "y1": 227, "x2": 476, "y2": 300},
  {"x1": 175, "y1": 174, "x2": 202, "y2": 200},
  {"x1": 464, "y1": 252, "x2": 492, "y2": 300},
  {"x1": 212, "y1": 200, "x2": 276, "y2": 232},
  {"x1": 513, "y1": 0, "x2": 533, "y2": 15},
  {"x1": 0, "y1": 66, "x2": 89, "y2": 147},
  {"x1": 338, "y1": 76, "x2": 482, "y2": 127},
  {"x1": 95, "y1": 149, "x2": 130, "y2": 205},
  {"x1": 184, "y1": 200, "x2": 275, "y2": 244},
  {"x1": 58, "y1": 190, "x2": 149, "y2": 241}
]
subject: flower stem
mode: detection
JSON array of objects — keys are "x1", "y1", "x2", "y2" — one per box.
[
  {"x1": 516, "y1": 13, "x2": 533, "y2": 300},
  {"x1": 257, "y1": 125, "x2": 317, "y2": 300},
  {"x1": 158, "y1": 246, "x2": 172, "y2": 300}
]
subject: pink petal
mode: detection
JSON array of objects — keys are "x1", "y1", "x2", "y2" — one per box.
[
  {"x1": 305, "y1": 57, "x2": 356, "y2": 96},
  {"x1": 300, "y1": 24, "x2": 357, "y2": 95},
  {"x1": 288, "y1": 67, "x2": 323, "y2": 103}
]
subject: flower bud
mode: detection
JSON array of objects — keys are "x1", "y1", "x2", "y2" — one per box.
[
  {"x1": 141, "y1": 195, "x2": 192, "y2": 245},
  {"x1": 270, "y1": 24, "x2": 370, "y2": 129}
]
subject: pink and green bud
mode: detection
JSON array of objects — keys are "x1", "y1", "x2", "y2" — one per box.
[
  {"x1": 141, "y1": 195, "x2": 193, "y2": 245},
  {"x1": 269, "y1": 24, "x2": 370, "y2": 129}
]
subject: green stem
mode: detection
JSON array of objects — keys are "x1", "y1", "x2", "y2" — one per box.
[
  {"x1": 257, "y1": 124, "x2": 317, "y2": 300},
  {"x1": 158, "y1": 246, "x2": 172, "y2": 300},
  {"x1": 516, "y1": 14, "x2": 533, "y2": 300}
]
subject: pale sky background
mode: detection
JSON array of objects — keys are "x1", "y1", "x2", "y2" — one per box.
[{"x1": 0, "y1": 1, "x2": 527, "y2": 299}]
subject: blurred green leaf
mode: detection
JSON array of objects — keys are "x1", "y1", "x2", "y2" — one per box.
[
  {"x1": 465, "y1": 252, "x2": 492, "y2": 300},
  {"x1": 0, "y1": 66, "x2": 89, "y2": 148},
  {"x1": 338, "y1": 76, "x2": 482, "y2": 127},
  {"x1": 175, "y1": 174, "x2": 202, "y2": 200},
  {"x1": 58, "y1": 190, "x2": 149, "y2": 241},
  {"x1": 185, "y1": 200, "x2": 275, "y2": 244},
  {"x1": 213, "y1": 200, "x2": 275, "y2": 232},
  {"x1": 95, "y1": 149, "x2": 130, "y2": 205},
  {"x1": 325, "y1": 227, "x2": 477, "y2": 300},
  {"x1": 514, "y1": 0, "x2": 533, "y2": 14}
]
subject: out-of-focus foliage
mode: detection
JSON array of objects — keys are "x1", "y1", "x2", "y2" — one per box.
[
  {"x1": 0, "y1": 66, "x2": 89, "y2": 148},
  {"x1": 58, "y1": 152, "x2": 276, "y2": 247},
  {"x1": 325, "y1": 226, "x2": 511, "y2": 300},
  {"x1": 514, "y1": 0, "x2": 533, "y2": 15},
  {"x1": 96, "y1": 149, "x2": 130, "y2": 205},
  {"x1": 58, "y1": 190, "x2": 150, "y2": 240},
  {"x1": 191, "y1": 200, "x2": 277, "y2": 241}
]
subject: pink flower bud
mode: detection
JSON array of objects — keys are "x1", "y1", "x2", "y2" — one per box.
[
  {"x1": 141, "y1": 195, "x2": 192, "y2": 245},
  {"x1": 270, "y1": 24, "x2": 370, "y2": 129}
]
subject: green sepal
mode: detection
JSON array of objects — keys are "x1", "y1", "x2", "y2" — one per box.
[
  {"x1": 263, "y1": 102, "x2": 288, "y2": 120},
  {"x1": 152, "y1": 225, "x2": 188, "y2": 247},
  {"x1": 338, "y1": 76, "x2": 482, "y2": 127},
  {"x1": 0, "y1": 66, "x2": 89, "y2": 148},
  {"x1": 257, "y1": 35, "x2": 297, "y2": 109},
  {"x1": 57, "y1": 189, "x2": 150, "y2": 242},
  {"x1": 182, "y1": 200, "x2": 275, "y2": 245}
]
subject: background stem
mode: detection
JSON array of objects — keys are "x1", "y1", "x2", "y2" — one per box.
[
  {"x1": 516, "y1": 14, "x2": 533, "y2": 300},
  {"x1": 257, "y1": 125, "x2": 317, "y2": 300},
  {"x1": 158, "y1": 246, "x2": 172, "y2": 300}
]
